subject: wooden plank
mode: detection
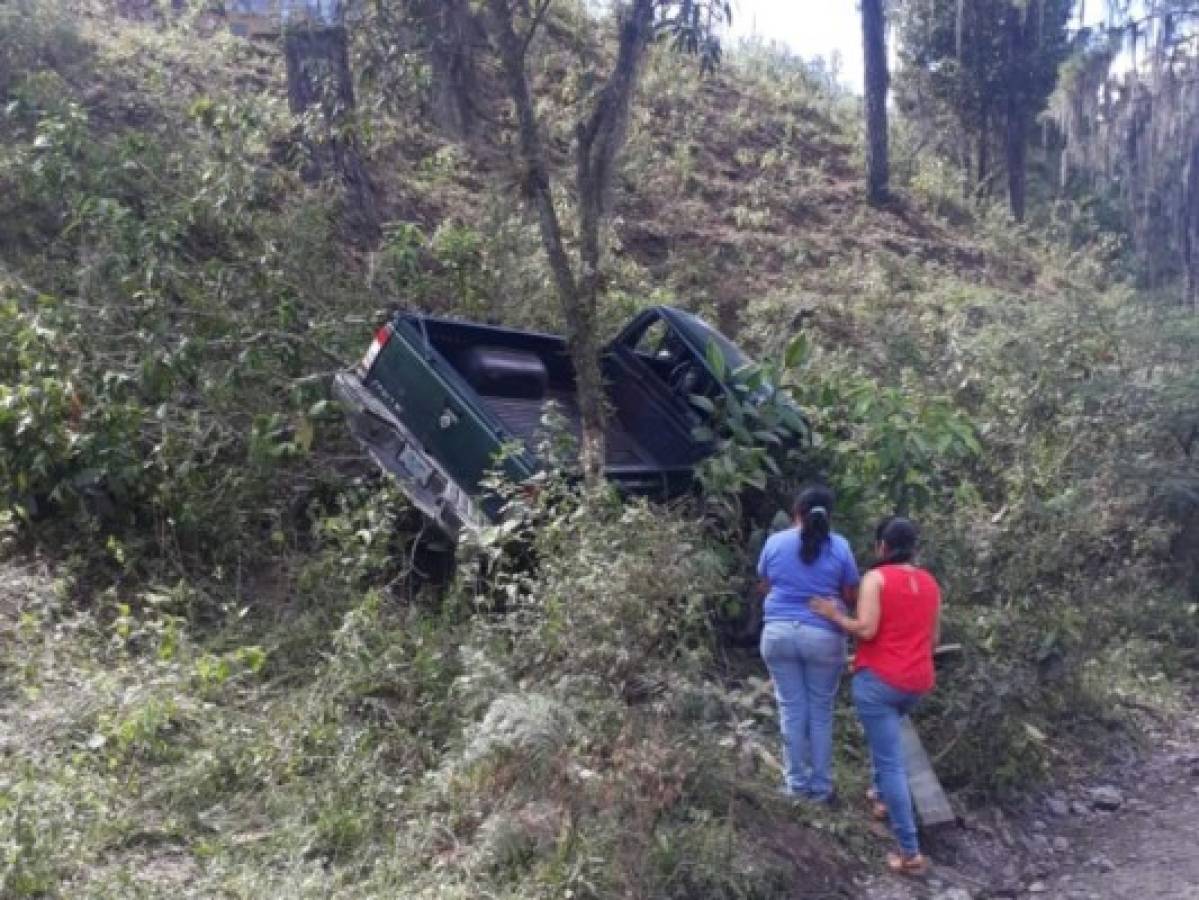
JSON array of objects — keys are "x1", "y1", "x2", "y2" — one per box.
[{"x1": 900, "y1": 717, "x2": 957, "y2": 827}]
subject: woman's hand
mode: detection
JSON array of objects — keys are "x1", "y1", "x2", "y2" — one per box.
[{"x1": 809, "y1": 597, "x2": 842, "y2": 622}]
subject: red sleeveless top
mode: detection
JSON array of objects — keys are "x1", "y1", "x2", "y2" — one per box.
[{"x1": 853, "y1": 564, "x2": 941, "y2": 694}]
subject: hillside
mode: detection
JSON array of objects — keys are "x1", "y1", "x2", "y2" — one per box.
[{"x1": 1, "y1": 3, "x2": 1198, "y2": 898}]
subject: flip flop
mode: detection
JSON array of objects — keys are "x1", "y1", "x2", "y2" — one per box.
[
  {"x1": 865, "y1": 787, "x2": 887, "y2": 821},
  {"x1": 886, "y1": 852, "x2": 930, "y2": 877}
]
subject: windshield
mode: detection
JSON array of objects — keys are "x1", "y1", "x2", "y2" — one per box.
[{"x1": 675, "y1": 310, "x2": 752, "y2": 372}]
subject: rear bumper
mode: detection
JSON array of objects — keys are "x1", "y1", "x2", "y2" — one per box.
[{"x1": 332, "y1": 371, "x2": 486, "y2": 540}]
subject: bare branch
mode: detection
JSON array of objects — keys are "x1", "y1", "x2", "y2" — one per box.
[{"x1": 519, "y1": 0, "x2": 554, "y2": 60}]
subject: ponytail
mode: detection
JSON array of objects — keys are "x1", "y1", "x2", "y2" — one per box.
[
  {"x1": 874, "y1": 516, "x2": 919, "y2": 567},
  {"x1": 794, "y1": 485, "x2": 835, "y2": 565}
]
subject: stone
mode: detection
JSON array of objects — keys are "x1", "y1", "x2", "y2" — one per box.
[
  {"x1": 1070, "y1": 800, "x2": 1090, "y2": 816},
  {"x1": 1053, "y1": 836, "x2": 1070, "y2": 852},
  {"x1": 1033, "y1": 818, "x2": 1048, "y2": 831},
  {"x1": 1046, "y1": 798, "x2": 1070, "y2": 817},
  {"x1": 1089, "y1": 785, "x2": 1124, "y2": 811},
  {"x1": 933, "y1": 889, "x2": 972, "y2": 900},
  {"x1": 1027, "y1": 881, "x2": 1048, "y2": 894},
  {"x1": 1090, "y1": 855, "x2": 1116, "y2": 873}
]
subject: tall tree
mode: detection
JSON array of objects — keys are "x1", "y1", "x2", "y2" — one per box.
[
  {"x1": 283, "y1": 1, "x2": 380, "y2": 241},
  {"x1": 863, "y1": 0, "x2": 891, "y2": 204},
  {"x1": 1047, "y1": 2, "x2": 1199, "y2": 305},
  {"x1": 1003, "y1": 1, "x2": 1030, "y2": 220},
  {"x1": 480, "y1": 0, "x2": 729, "y2": 483},
  {"x1": 406, "y1": 0, "x2": 485, "y2": 140},
  {"x1": 895, "y1": 0, "x2": 1074, "y2": 219}
]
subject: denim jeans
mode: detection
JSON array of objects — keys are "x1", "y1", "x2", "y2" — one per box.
[
  {"x1": 760, "y1": 621, "x2": 846, "y2": 799},
  {"x1": 852, "y1": 668, "x2": 925, "y2": 855}
]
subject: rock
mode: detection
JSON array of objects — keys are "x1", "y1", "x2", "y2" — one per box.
[
  {"x1": 1070, "y1": 800, "x2": 1091, "y2": 816},
  {"x1": 1046, "y1": 798, "x2": 1070, "y2": 817},
  {"x1": 1053, "y1": 836, "x2": 1070, "y2": 852},
  {"x1": 1090, "y1": 854, "x2": 1116, "y2": 873},
  {"x1": 1032, "y1": 818, "x2": 1048, "y2": 831},
  {"x1": 1027, "y1": 881, "x2": 1048, "y2": 894},
  {"x1": 1089, "y1": 785, "x2": 1124, "y2": 811},
  {"x1": 933, "y1": 889, "x2": 972, "y2": 900}
]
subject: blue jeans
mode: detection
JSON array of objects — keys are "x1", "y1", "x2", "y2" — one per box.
[
  {"x1": 760, "y1": 621, "x2": 846, "y2": 799},
  {"x1": 853, "y1": 669, "x2": 924, "y2": 855}
]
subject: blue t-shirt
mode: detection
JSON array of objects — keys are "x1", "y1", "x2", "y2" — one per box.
[{"x1": 757, "y1": 529, "x2": 860, "y2": 630}]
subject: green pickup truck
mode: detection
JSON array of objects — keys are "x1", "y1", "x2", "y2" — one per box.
[{"x1": 333, "y1": 305, "x2": 756, "y2": 538}]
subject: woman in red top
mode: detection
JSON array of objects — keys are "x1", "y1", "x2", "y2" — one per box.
[{"x1": 811, "y1": 517, "x2": 941, "y2": 876}]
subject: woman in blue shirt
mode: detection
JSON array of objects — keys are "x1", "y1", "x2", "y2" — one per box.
[{"x1": 758, "y1": 485, "x2": 860, "y2": 802}]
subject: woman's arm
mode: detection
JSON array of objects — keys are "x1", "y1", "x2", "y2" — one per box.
[{"x1": 812, "y1": 570, "x2": 881, "y2": 640}]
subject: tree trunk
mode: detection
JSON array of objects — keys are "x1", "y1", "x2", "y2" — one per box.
[
  {"x1": 1185, "y1": 140, "x2": 1199, "y2": 311},
  {"x1": 284, "y1": 23, "x2": 380, "y2": 242},
  {"x1": 486, "y1": 0, "x2": 657, "y2": 485},
  {"x1": 416, "y1": 0, "x2": 481, "y2": 140},
  {"x1": 1004, "y1": 3, "x2": 1028, "y2": 222},
  {"x1": 572, "y1": 0, "x2": 655, "y2": 481},
  {"x1": 284, "y1": 24, "x2": 355, "y2": 122},
  {"x1": 956, "y1": 0, "x2": 966, "y2": 59},
  {"x1": 862, "y1": 0, "x2": 890, "y2": 205},
  {"x1": 977, "y1": 102, "x2": 990, "y2": 194}
]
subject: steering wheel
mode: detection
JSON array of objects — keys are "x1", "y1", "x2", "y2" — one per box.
[{"x1": 667, "y1": 358, "x2": 700, "y2": 397}]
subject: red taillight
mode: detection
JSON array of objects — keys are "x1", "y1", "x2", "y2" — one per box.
[{"x1": 361, "y1": 323, "x2": 392, "y2": 372}]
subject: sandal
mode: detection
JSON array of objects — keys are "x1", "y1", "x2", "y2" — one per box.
[
  {"x1": 865, "y1": 788, "x2": 888, "y2": 821},
  {"x1": 886, "y1": 852, "x2": 930, "y2": 877}
]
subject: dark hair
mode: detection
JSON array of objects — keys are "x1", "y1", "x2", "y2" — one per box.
[
  {"x1": 793, "y1": 485, "x2": 834, "y2": 565},
  {"x1": 875, "y1": 516, "x2": 919, "y2": 566}
]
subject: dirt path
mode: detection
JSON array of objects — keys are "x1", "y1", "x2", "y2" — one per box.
[
  {"x1": 860, "y1": 709, "x2": 1199, "y2": 900},
  {"x1": 1037, "y1": 720, "x2": 1199, "y2": 900}
]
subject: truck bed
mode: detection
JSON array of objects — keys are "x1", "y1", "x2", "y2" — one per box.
[{"x1": 481, "y1": 391, "x2": 654, "y2": 468}]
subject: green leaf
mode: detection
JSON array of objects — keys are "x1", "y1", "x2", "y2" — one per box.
[
  {"x1": 784, "y1": 333, "x2": 810, "y2": 369},
  {"x1": 705, "y1": 339, "x2": 728, "y2": 380}
]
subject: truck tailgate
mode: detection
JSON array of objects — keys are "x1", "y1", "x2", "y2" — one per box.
[{"x1": 332, "y1": 372, "x2": 484, "y2": 538}]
